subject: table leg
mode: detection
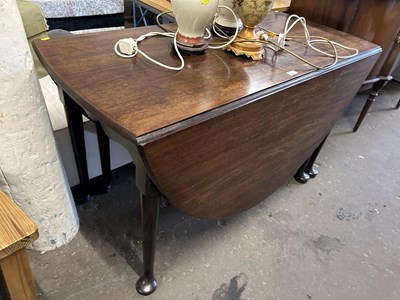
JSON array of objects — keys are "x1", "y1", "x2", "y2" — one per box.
[
  {"x1": 62, "y1": 91, "x2": 90, "y2": 203},
  {"x1": 0, "y1": 249, "x2": 36, "y2": 300},
  {"x1": 136, "y1": 175, "x2": 160, "y2": 296},
  {"x1": 95, "y1": 122, "x2": 112, "y2": 193},
  {"x1": 353, "y1": 89, "x2": 378, "y2": 132},
  {"x1": 353, "y1": 79, "x2": 388, "y2": 132},
  {"x1": 294, "y1": 134, "x2": 329, "y2": 183},
  {"x1": 294, "y1": 159, "x2": 311, "y2": 184},
  {"x1": 395, "y1": 98, "x2": 400, "y2": 110},
  {"x1": 99, "y1": 125, "x2": 160, "y2": 295},
  {"x1": 305, "y1": 135, "x2": 328, "y2": 178}
]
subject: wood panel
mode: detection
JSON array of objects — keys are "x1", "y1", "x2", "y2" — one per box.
[
  {"x1": 0, "y1": 249, "x2": 36, "y2": 300},
  {"x1": 0, "y1": 190, "x2": 38, "y2": 299},
  {"x1": 289, "y1": 0, "x2": 400, "y2": 80},
  {"x1": 272, "y1": 0, "x2": 292, "y2": 12},
  {"x1": 142, "y1": 55, "x2": 379, "y2": 219},
  {"x1": 347, "y1": 0, "x2": 400, "y2": 79},
  {"x1": 0, "y1": 190, "x2": 38, "y2": 260},
  {"x1": 288, "y1": 0, "x2": 359, "y2": 32}
]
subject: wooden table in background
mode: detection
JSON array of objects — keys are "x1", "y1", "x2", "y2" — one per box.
[
  {"x1": 0, "y1": 190, "x2": 38, "y2": 300},
  {"x1": 33, "y1": 13, "x2": 380, "y2": 295}
]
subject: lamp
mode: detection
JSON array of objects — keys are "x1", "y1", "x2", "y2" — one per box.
[
  {"x1": 224, "y1": 0, "x2": 275, "y2": 60},
  {"x1": 171, "y1": 0, "x2": 219, "y2": 54},
  {"x1": 214, "y1": 0, "x2": 243, "y2": 35}
]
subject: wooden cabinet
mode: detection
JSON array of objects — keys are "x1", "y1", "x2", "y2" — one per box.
[{"x1": 289, "y1": 0, "x2": 400, "y2": 131}]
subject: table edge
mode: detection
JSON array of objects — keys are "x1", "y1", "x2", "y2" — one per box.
[
  {"x1": 136, "y1": 47, "x2": 382, "y2": 145},
  {"x1": 32, "y1": 32, "x2": 382, "y2": 147}
]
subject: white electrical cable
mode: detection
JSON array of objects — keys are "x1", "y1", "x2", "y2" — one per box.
[
  {"x1": 281, "y1": 14, "x2": 359, "y2": 60},
  {"x1": 208, "y1": 5, "x2": 239, "y2": 49},
  {"x1": 114, "y1": 5, "x2": 239, "y2": 70},
  {"x1": 114, "y1": 31, "x2": 184, "y2": 71},
  {"x1": 205, "y1": 28, "x2": 212, "y2": 39},
  {"x1": 212, "y1": 25, "x2": 228, "y2": 39}
]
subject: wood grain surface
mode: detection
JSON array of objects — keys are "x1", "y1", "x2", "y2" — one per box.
[
  {"x1": 288, "y1": 0, "x2": 400, "y2": 81},
  {"x1": 33, "y1": 13, "x2": 381, "y2": 219},
  {"x1": 0, "y1": 249, "x2": 37, "y2": 300},
  {"x1": 33, "y1": 13, "x2": 380, "y2": 145},
  {"x1": 142, "y1": 55, "x2": 379, "y2": 218},
  {"x1": 0, "y1": 190, "x2": 38, "y2": 260}
]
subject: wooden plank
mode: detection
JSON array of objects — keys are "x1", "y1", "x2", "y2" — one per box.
[
  {"x1": 272, "y1": 0, "x2": 292, "y2": 11},
  {"x1": 0, "y1": 249, "x2": 37, "y2": 300},
  {"x1": 0, "y1": 190, "x2": 38, "y2": 260},
  {"x1": 141, "y1": 0, "x2": 173, "y2": 16}
]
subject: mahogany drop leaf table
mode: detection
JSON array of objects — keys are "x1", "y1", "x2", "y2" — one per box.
[{"x1": 33, "y1": 13, "x2": 381, "y2": 295}]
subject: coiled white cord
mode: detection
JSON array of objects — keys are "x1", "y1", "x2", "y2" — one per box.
[
  {"x1": 114, "y1": 5, "x2": 239, "y2": 71},
  {"x1": 114, "y1": 11, "x2": 356, "y2": 71},
  {"x1": 208, "y1": 5, "x2": 239, "y2": 49},
  {"x1": 114, "y1": 31, "x2": 185, "y2": 70},
  {"x1": 280, "y1": 14, "x2": 359, "y2": 60}
]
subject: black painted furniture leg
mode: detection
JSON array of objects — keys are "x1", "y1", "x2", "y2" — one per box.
[
  {"x1": 95, "y1": 122, "x2": 112, "y2": 193},
  {"x1": 62, "y1": 91, "x2": 90, "y2": 203},
  {"x1": 294, "y1": 159, "x2": 310, "y2": 184},
  {"x1": 305, "y1": 135, "x2": 328, "y2": 178},
  {"x1": 136, "y1": 176, "x2": 160, "y2": 296},
  {"x1": 395, "y1": 98, "x2": 400, "y2": 110}
]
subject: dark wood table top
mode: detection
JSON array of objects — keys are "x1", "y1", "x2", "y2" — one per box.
[{"x1": 33, "y1": 12, "x2": 380, "y2": 146}]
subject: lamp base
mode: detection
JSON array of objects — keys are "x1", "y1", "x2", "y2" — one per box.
[
  {"x1": 173, "y1": 32, "x2": 208, "y2": 55},
  {"x1": 223, "y1": 26, "x2": 264, "y2": 60},
  {"x1": 175, "y1": 41, "x2": 208, "y2": 55},
  {"x1": 214, "y1": 23, "x2": 243, "y2": 36}
]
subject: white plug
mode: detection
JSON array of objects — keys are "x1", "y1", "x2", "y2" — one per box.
[
  {"x1": 256, "y1": 31, "x2": 269, "y2": 41},
  {"x1": 118, "y1": 38, "x2": 137, "y2": 55},
  {"x1": 277, "y1": 33, "x2": 286, "y2": 50}
]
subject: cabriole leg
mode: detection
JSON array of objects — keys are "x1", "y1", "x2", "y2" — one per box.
[
  {"x1": 136, "y1": 176, "x2": 160, "y2": 296},
  {"x1": 294, "y1": 159, "x2": 310, "y2": 184},
  {"x1": 395, "y1": 98, "x2": 400, "y2": 110},
  {"x1": 305, "y1": 135, "x2": 328, "y2": 178}
]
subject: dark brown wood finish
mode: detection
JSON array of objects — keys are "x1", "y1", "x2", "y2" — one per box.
[
  {"x1": 289, "y1": 0, "x2": 400, "y2": 81},
  {"x1": 347, "y1": 0, "x2": 400, "y2": 81},
  {"x1": 289, "y1": 0, "x2": 400, "y2": 131},
  {"x1": 33, "y1": 12, "x2": 381, "y2": 294},
  {"x1": 34, "y1": 13, "x2": 379, "y2": 144},
  {"x1": 33, "y1": 13, "x2": 380, "y2": 219},
  {"x1": 142, "y1": 55, "x2": 379, "y2": 218},
  {"x1": 288, "y1": 0, "x2": 360, "y2": 33}
]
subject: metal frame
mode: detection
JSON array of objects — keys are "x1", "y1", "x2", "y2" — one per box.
[{"x1": 132, "y1": 0, "x2": 175, "y2": 27}]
